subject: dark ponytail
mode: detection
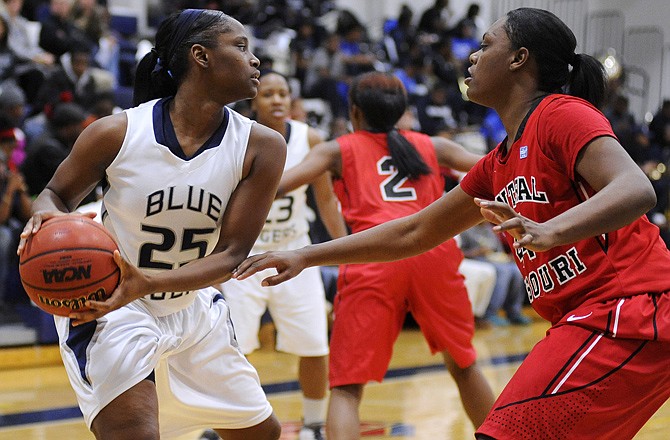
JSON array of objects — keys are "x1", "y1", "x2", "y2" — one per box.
[
  {"x1": 505, "y1": 8, "x2": 606, "y2": 108},
  {"x1": 133, "y1": 9, "x2": 233, "y2": 106},
  {"x1": 566, "y1": 53, "x2": 607, "y2": 109},
  {"x1": 349, "y1": 72, "x2": 431, "y2": 180},
  {"x1": 133, "y1": 48, "x2": 177, "y2": 106},
  {"x1": 386, "y1": 129, "x2": 431, "y2": 180}
]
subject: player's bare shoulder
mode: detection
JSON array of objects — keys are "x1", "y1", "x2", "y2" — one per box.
[
  {"x1": 248, "y1": 122, "x2": 287, "y2": 164},
  {"x1": 79, "y1": 112, "x2": 127, "y2": 154},
  {"x1": 251, "y1": 122, "x2": 286, "y2": 150},
  {"x1": 71, "y1": 112, "x2": 128, "y2": 174}
]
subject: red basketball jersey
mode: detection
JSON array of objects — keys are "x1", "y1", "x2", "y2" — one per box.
[
  {"x1": 334, "y1": 130, "x2": 445, "y2": 233},
  {"x1": 461, "y1": 94, "x2": 670, "y2": 324}
]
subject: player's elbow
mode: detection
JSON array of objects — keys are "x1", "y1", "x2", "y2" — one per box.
[
  {"x1": 640, "y1": 186, "x2": 657, "y2": 214},
  {"x1": 636, "y1": 176, "x2": 658, "y2": 214}
]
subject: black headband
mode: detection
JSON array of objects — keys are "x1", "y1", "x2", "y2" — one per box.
[{"x1": 153, "y1": 9, "x2": 205, "y2": 77}]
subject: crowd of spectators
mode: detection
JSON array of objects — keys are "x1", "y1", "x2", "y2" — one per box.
[{"x1": 0, "y1": 0, "x2": 669, "y2": 332}]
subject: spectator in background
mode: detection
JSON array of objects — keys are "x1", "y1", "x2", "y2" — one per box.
[
  {"x1": 430, "y1": 37, "x2": 461, "y2": 92},
  {"x1": 458, "y1": 256, "x2": 496, "y2": 330},
  {"x1": 3, "y1": 0, "x2": 55, "y2": 67},
  {"x1": 649, "y1": 99, "x2": 670, "y2": 162},
  {"x1": 0, "y1": 81, "x2": 27, "y2": 167},
  {"x1": 393, "y1": 54, "x2": 429, "y2": 105},
  {"x1": 0, "y1": 14, "x2": 24, "y2": 82},
  {"x1": 337, "y1": 19, "x2": 379, "y2": 79},
  {"x1": 459, "y1": 222, "x2": 532, "y2": 326},
  {"x1": 450, "y1": 17, "x2": 480, "y2": 70},
  {"x1": 289, "y1": 15, "x2": 323, "y2": 87},
  {"x1": 479, "y1": 108, "x2": 506, "y2": 152},
  {"x1": 34, "y1": 44, "x2": 114, "y2": 114},
  {"x1": 454, "y1": 3, "x2": 484, "y2": 42},
  {"x1": 0, "y1": 113, "x2": 31, "y2": 310},
  {"x1": 387, "y1": 4, "x2": 417, "y2": 67},
  {"x1": 415, "y1": 82, "x2": 458, "y2": 136},
  {"x1": 71, "y1": 0, "x2": 106, "y2": 46},
  {"x1": 417, "y1": 0, "x2": 451, "y2": 39},
  {"x1": 302, "y1": 32, "x2": 347, "y2": 118},
  {"x1": 21, "y1": 101, "x2": 87, "y2": 198},
  {"x1": 38, "y1": 0, "x2": 92, "y2": 59},
  {"x1": 0, "y1": 13, "x2": 45, "y2": 105},
  {"x1": 82, "y1": 90, "x2": 118, "y2": 125},
  {"x1": 638, "y1": 99, "x2": 670, "y2": 246},
  {"x1": 13, "y1": 0, "x2": 43, "y2": 21},
  {"x1": 603, "y1": 94, "x2": 651, "y2": 165},
  {"x1": 71, "y1": 0, "x2": 120, "y2": 80}
]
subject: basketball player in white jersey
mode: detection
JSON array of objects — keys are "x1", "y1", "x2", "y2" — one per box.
[
  {"x1": 18, "y1": 9, "x2": 285, "y2": 440},
  {"x1": 222, "y1": 71, "x2": 347, "y2": 440}
]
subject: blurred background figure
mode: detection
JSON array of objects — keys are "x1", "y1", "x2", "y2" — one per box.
[
  {"x1": 21, "y1": 101, "x2": 88, "y2": 198},
  {"x1": 459, "y1": 222, "x2": 531, "y2": 326},
  {"x1": 0, "y1": 113, "x2": 31, "y2": 314}
]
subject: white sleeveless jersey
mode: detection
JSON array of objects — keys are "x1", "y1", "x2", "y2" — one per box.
[
  {"x1": 252, "y1": 119, "x2": 311, "y2": 252},
  {"x1": 101, "y1": 98, "x2": 252, "y2": 316}
]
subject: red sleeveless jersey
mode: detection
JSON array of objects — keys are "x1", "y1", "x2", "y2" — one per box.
[
  {"x1": 334, "y1": 130, "x2": 445, "y2": 233},
  {"x1": 461, "y1": 94, "x2": 670, "y2": 324}
]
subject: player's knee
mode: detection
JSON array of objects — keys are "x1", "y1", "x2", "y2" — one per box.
[{"x1": 257, "y1": 413, "x2": 282, "y2": 440}]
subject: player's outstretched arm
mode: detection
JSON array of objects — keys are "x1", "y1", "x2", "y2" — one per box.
[
  {"x1": 431, "y1": 136, "x2": 483, "y2": 172},
  {"x1": 235, "y1": 185, "x2": 483, "y2": 286},
  {"x1": 276, "y1": 140, "x2": 341, "y2": 197}
]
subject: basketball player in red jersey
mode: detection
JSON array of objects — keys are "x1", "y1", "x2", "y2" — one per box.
[
  {"x1": 235, "y1": 8, "x2": 670, "y2": 440},
  {"x1": 240, "y1": 70, "x2": 493, "y2": 438}
]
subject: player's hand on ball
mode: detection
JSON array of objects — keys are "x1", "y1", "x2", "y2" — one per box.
[
  {"x1": 17, "y1": 211, "x2": 97, "y2": 255},
  {"x1": 233, "y1": 250, "x2": 306, "y2": 286},
  {"x1": 69, "y1": 251, "x2": 150, "y2": 325},
  {"x1": 474, "y1": 198, "x2": 555, "y2": 252}
]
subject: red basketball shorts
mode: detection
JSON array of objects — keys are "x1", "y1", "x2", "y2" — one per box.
[
  {"x1": 477, "y1": 292, "x2": 670, "y2": 440},
  {"x1": 329, "y1": 241, "x2": 476, "y2": 388}
]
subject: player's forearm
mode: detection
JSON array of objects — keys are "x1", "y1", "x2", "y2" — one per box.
[
  {"x1": 146, "y1": 250, "x2": 242, "y2": 294},
  {"x1": 31, "y1": 188, "x2": 70, "y2": 214},
  {"x1": 544, "y1": 173, "x2": 656, "y2": 247},
  {"x1": 297, "y1": 214, "x2": 432, "y2": 267}
]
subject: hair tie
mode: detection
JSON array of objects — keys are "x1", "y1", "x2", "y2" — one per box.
[{"x1": 150, "y1": 49, "x2": 174, "y2": 78}]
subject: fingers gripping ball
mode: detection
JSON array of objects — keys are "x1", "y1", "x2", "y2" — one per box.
[{"x1": 19, "y1": 216, "x2": 120, "y2": 316}]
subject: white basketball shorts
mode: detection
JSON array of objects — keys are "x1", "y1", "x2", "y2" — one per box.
[
  {"x1": 223, "y1": 235, "x2": 329, "y2": 357},
  {"x1": 54, "y1": 287, "x2": 273, "y2": 437}
]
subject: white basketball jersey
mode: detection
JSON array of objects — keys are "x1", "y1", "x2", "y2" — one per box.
[
  {"x1": 101, "y1": 98, "x2": 253, "y2": 316},
  {"x1": 252, "y1": 119, "x2": 311, "y2": 252}
]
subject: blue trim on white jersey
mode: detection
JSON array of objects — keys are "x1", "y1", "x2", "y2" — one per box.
[{"x1": 152, "y1": 97, "x2": 230, "y2": 160}]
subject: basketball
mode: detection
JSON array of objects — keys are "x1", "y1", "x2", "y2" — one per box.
[{"x1": 19, "y1": 215, "x2": 120, "y2": 316}]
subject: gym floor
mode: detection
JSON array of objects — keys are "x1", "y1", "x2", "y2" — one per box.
[{"x1": 0, "y1": 309, "x2": 668, "y2": 439}]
